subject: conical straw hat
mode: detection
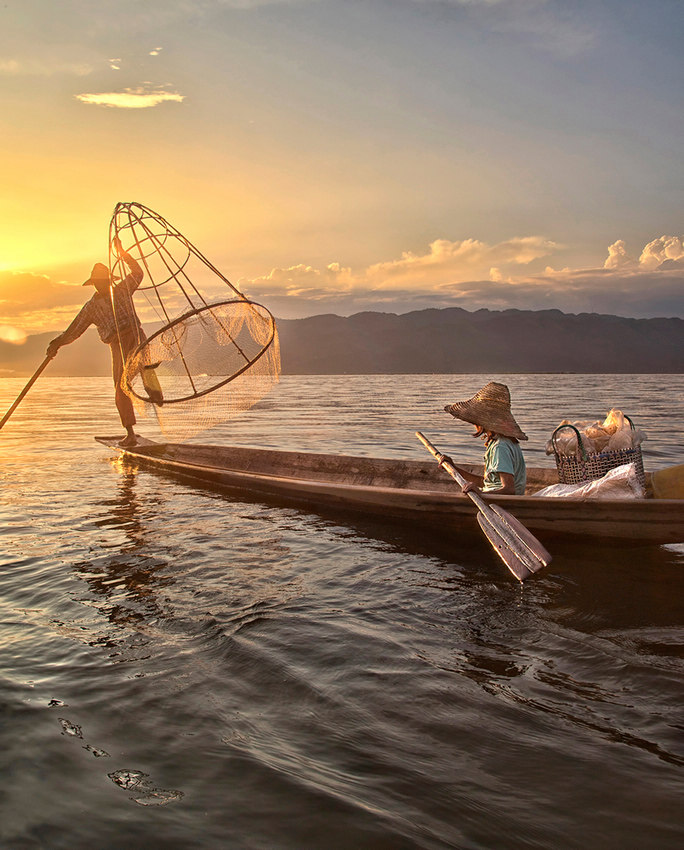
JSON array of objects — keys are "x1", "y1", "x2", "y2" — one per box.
[
  {"x1": 82, "y1": 262, "x2": 112, "y2": 285},
  {"x1": 444, "y1": 381, "x2": 528, "y2": 440}
]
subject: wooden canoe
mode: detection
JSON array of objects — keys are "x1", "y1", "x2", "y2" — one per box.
[{"x1": 95, "y1": 436, "x2": 684, "y2": 546}]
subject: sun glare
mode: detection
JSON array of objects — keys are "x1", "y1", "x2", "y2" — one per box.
[{"x1": 0, "y1": 325, "x2": 27, "y2": 345}]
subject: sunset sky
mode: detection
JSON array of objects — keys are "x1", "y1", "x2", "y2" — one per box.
[{"x1": 1, "y1": 0, "x2": 683, "y2": 343}]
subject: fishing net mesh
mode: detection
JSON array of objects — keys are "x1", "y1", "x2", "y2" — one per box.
[{"x1": 109, "y1": 202, "x2": 280, "y2": 441}]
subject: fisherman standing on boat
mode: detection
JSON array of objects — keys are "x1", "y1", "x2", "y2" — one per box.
[
  {"x1": 46, "y1": 237, "x2": 150, "y2": 447},
  {"x1": 444, "y1": 382, "x2": 527, "y2": 496}
]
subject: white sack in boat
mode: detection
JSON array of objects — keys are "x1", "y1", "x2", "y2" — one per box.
[{"x1": 534, "y1": 463, "x2": 645, "y2": 500}]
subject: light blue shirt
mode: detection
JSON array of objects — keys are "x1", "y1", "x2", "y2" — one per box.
[{"x1": 483, "y1": 437, "x2": 527, "y2": 495}]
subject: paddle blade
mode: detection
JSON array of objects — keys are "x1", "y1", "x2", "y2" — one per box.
[
  {"x1": 416, "y1": 430, "x2": 552, "y2": 580},
  {"x1": 477, "y1": 512, "x2": 536, "y2": 582},
  {"x1": 488, "y1": 504, "x2": 552, "y2": 569}
]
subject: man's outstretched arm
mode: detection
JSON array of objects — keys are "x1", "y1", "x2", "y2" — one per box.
[{"x1": 46, "y1": 305, "x2": 93, "y2": 357}]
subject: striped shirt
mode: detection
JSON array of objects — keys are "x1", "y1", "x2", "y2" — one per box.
[{"x1": 58, "y1": 253, "x2": 144, "y2": 346}]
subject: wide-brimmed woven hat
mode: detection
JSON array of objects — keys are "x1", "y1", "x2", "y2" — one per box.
[
  {"x1": 83, "y1": 263, "x2": 112, "y2": 286},
  {"x1": 444, "y1": 381, "x2": 528, "y2": 440}
]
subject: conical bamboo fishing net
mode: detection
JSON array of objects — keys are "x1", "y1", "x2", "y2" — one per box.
[{"x1": 109, "y1": 202, "x2": 280, "y2": 441}]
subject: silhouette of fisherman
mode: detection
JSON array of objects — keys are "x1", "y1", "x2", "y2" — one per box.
[{"x1": 46, "y1": 236, "x2": 162, "y2": 447}]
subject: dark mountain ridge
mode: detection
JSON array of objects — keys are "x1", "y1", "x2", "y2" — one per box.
[
  {"x1": 1, "y1": 307, "x2": 681, "y2": 377},
  {"x1": 277, "y1": 307, "x2": 682, "y2": 374}
]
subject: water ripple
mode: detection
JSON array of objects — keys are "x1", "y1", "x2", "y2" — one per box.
[{"x1": 1, "y1": 375, "x2": 683, "y2": 849}]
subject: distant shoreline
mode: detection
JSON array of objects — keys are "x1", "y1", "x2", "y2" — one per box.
[{"x1": 2, "y1": 306, "x2": 682, "y2": 375}]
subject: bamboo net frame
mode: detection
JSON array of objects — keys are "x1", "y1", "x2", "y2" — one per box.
[{"x1": 108, "y1": 202, "x2": 280, "y2": 440}]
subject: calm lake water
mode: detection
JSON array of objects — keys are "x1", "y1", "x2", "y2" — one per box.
[{"x1": 1, "y1": 374, "x2": 683, "y2": 850}]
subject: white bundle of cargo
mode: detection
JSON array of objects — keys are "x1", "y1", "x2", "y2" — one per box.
[{"x1": 535, "y1": 462, "x2": 644, "y2": 500}]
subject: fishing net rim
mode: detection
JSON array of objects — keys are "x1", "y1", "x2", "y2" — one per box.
[{"x1": 124, "y1": 298, "x2": 278, "y2": 406}]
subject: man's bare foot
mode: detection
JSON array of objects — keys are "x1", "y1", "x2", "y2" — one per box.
[{"x1": 119, "y1": 433, "x2": 138, "y2": 447}]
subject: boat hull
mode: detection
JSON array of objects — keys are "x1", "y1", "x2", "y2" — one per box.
[{"x1": 95, "y1": 437, "x2": 684, "y2": 545}]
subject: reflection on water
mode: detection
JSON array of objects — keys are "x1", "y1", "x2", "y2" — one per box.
[
  {"x1": 0, "y1": 375, "x2": 683, "y2": 849},
  {"x1": 78, "y1": 459, "x2": 174, "y2": 633}
]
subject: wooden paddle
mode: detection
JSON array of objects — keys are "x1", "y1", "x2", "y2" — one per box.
[
  {"x1": 0, "y1": 355, "x2": 54, "y2": 432},
  {"x1": 416, "y1": 431, "x2": 551, "y2": 581}
]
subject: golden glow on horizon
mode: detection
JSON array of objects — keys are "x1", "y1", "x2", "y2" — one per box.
[
  {"x1": 2, "y1": 230, "x2": 683, "y2": 335},
  {"x1": 0, "y1": 0, "x2": 681, "y2": 332},
  {"x1": 0, "y1": 325, "x2": 27, "y2": 344}
]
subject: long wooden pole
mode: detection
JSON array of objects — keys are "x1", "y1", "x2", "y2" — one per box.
[{"x1": 0, "y1": 355, "x2": 54, "y2": 431}]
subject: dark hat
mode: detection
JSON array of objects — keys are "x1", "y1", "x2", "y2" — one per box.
[
  {"x1": 83, "y1": 263, "x2": 112, "y2": 286},
  {"x1": 444, "y1": 381, "x2": 528, "y2": 440}
]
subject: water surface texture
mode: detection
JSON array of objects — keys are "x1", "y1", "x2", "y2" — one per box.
[{"x1": 1, "y1": 374, "x2": 683, "y2": 849}]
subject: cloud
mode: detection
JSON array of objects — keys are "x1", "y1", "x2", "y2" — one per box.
[
  {"x1": 149, "y1": 47, "x2": 163, "y2": 56},
  {"x1": 75, "y1": 85, "x2": 185, "y2": 108},
  {"x1": 604, "y1": 235, "x2": 684, "y2": 272},
  {"x1": 638, "y1": 235, "x2": 684, "y2": 271},
  {"x1": 364, "y1": 236, "x2": 558, "y2": 289},
  {"x1": 247, "y1": 236, "x2": 559, "y2": 298},
  {"x1": 245, "y1": 262, "x2": 355, "y2": 299},
  {"x1": 0, "y1": 269, "x2": 187, "y2": 334},
  {"x1": 0, "y1": 272, "x2": 85, "y2": 333},
  {"x1": 244, "y1": 235, "x2": 684, "y2": 320},
  {"x1": 435, "y1": 265, "x2": 683, "y2": 318},
  {"x1": 4, "y1": 235, "x2": 683, "y2": 334},
  {"x1": 603, "y1": 240, "x2": 634, "y2": 270}
]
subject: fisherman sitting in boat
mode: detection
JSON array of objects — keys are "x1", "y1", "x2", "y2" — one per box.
[
  {"x1": 444, "y1": 382, "x2": 527, "y2": 496},
  {"x1": 45, "y1": 236, "x2": 156, "y2": 448}
]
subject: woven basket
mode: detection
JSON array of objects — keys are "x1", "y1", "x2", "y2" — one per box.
[{"x1": 552, "y1": 418, "x2": 645, "y2": 491}]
